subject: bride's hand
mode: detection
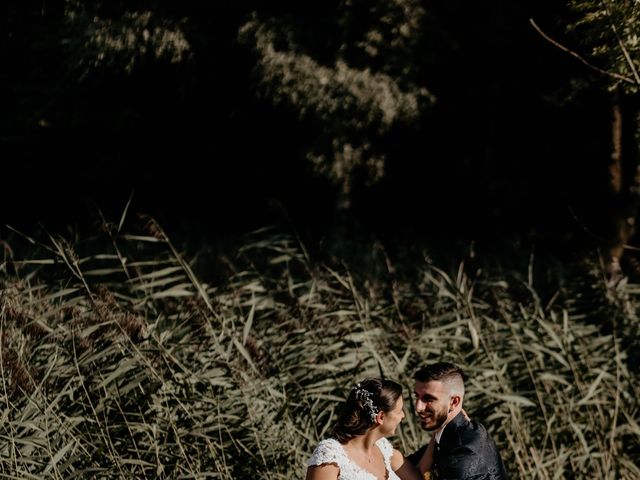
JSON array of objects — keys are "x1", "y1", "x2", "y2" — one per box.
[{"x1": 417, "y1": 435, "x2": 436, "y2": 473}]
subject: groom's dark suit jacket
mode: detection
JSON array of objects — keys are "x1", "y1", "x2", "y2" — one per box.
[{"x1": 407, "y1": 412, "x2": 508, "y2": 480}]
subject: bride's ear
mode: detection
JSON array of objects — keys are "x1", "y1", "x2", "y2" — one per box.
[{"x1": 376, "y1": 411, "x2": 385, "y2": 424}]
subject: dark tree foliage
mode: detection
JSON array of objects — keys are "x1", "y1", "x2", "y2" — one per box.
[
  {"x1": 238, "y1": 0, "x2": 435, "y2": 205},
  {"x1": 1, "y1": 0, "x2": 628, "y2": 255},
  {"x1": 556, "y1": 0, "x2": 640, "y2": 278}
]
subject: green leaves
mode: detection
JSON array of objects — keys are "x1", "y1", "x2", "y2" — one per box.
[
  {"x1": 567, "y1": 0, "x2": 640, "y2": 92},
  {"x1": 238, "y1": 1, "x2": 435, "y2": 196}
]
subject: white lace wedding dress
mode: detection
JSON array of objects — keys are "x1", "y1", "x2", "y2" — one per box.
[{"x1": 307, "y1": 437, "x2": 401, "y2": 480}]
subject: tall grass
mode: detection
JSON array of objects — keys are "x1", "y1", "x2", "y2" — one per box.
[{"x1": 0, "y1": 221, "x2": 638, "y2": 478}]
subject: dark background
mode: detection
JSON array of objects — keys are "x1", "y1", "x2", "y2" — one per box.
[{"x1": 2, "y1": 1, "x2": 614, "y2": 255}]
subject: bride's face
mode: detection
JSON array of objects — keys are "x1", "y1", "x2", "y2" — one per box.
[{"x1": 381, "y1": 397, "x2": 405, "y2": 435}]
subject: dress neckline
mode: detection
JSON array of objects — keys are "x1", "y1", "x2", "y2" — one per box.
[{"x1": 335, "y1": 438, "x2": 389, "y2": 480}]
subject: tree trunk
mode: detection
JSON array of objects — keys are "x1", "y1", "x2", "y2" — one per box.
[{"x1": 606, "y1": 89, "x2": 640, "y2": 283}]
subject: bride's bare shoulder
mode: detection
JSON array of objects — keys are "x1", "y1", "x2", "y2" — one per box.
[{"x1": 306, "y1": 462, "x2": 340, "y2": 480}]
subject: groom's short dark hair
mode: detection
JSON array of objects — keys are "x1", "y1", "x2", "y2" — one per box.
[{"x1": 413, "y1": 362, "x2": 466, "y2": 384}]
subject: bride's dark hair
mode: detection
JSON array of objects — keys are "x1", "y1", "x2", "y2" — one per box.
[{"x1": 332, "y1": 377, "x2": 403, "y2": 443}]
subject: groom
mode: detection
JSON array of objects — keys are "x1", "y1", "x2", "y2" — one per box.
[{"x1": 407, "y1": 362, "x2": 508, "y2": 479}]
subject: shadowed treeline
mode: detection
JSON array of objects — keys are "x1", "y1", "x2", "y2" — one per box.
[{"x1": 2, "y1": 1, "x2": 628, "y2": 257}]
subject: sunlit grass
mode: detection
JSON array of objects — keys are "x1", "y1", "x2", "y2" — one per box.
[{"x1": 0, "y1": 220, "x2": 638, "y2": 478}]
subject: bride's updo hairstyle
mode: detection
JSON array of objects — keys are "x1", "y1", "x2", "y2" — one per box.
[{"x1": 332, "y1": 377, "x2": 403, "y2": 443}]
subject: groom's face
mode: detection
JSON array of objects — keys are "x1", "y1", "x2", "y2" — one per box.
[{"x1": 414, "y1": 380, "x2": 450, "y2": 431}]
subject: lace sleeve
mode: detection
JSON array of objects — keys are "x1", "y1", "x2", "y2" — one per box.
[{"x1": 308, "y1": 439, "x2": 344, "y2": 469}]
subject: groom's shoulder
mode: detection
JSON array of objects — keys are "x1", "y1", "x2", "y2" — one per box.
[
  {"x1": 444, "y1": 419, "x2": 508, "y2": 478},
  {"x1": 455, "y1": 418, "x2": 489, "y2": 443},
  {"x1": 444, "y1": 415, "x2": 492, "y2": 448}
]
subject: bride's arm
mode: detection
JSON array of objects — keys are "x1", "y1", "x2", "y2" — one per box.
[
  {"x1": 416, "y1": 435, "x2": 436, "y2": 478},
  {"x1": 306, "y1": 464, "x2": 340, "y2": 480},
  {"x1": 391, "y1": 449, "x2": 421, "y2": 480}
]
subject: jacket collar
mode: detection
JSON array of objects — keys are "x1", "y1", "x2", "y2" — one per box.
[{"x1": 439, "y1": 411, "x2": 468, "y2": 445}]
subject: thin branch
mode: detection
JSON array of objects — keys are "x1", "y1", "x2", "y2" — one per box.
[
  {"x1": 529, "y1": 18, "x2": 635, "y2": 85},
  {"x1": 601, "y1": 0, "x2": 640, "y2": 85}
]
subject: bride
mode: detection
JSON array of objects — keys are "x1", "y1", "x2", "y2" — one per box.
[{"x1": 306, "y1": 377, "x2": 421, "y2": 480}]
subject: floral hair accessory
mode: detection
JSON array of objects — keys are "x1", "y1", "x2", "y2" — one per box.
[{"x1": 354, "y1": 383, "x2": 380, "y2": 422}]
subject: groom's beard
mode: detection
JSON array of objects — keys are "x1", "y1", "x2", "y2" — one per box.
[{"x1": 418, "y1": 406, "x2": 449, "y2": 431}]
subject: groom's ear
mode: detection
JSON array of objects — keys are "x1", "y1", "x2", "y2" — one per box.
[{"x1": 449, "y1": 394, "x2": 461, "y2": 411}]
